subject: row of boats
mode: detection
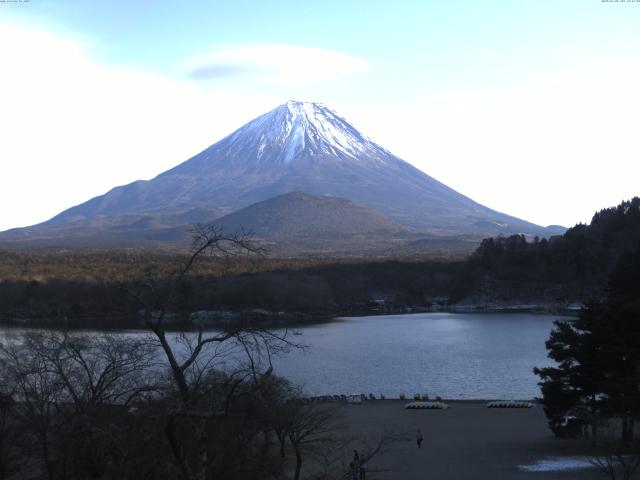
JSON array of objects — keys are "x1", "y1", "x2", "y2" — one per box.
[{"x1": 300, "y1": 395, "x2": 535, "y2": 409}]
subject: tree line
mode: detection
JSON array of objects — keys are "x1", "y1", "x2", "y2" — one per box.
[
  {"x1": 0, "y1": 226, "x2": 399, "y2": 480},
  {"x1": 0, "y1": 197, "x2": 639, "y2": 328},
  {"x1": 463, "y1": 197, "x2": 640, "y2": 304}
]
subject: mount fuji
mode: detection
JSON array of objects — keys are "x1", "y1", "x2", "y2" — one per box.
[{"x1": 1, "y1": 101, "x2": 563, "y2": 252}]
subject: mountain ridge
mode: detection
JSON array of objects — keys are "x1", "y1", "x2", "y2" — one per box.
[{"x1": 2, "y1": 101, "x2": 565, "y2": 252}]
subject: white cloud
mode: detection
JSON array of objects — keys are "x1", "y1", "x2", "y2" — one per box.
[
  {"x1": 0, "y1": 24, "x2": 278, "y2": 231},
  {"x1": 181, "y1": 44, "x2": 369, "y2": 86}
]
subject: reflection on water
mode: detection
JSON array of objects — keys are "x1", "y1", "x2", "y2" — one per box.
[
  {"x1": 0, "y1": 313, "x2": 563, "y2": 400},
  {"x1": 270, "y1": 313, "x2": 562, "y2": 399}
]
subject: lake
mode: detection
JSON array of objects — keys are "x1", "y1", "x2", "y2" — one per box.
[
  {"x1": 0, "y1": 312, "x2": 563, "y2": 400},
  {"x1": 269, "y1": 313, "x2": 562, "y2": 400}
]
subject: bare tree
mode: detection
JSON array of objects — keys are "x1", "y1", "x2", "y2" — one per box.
[
  {"x1": 0, "y1": 224, "x2": 393, "y2": 480},
  {"x1": 0, "y1": 393, "x2": 23, "y2": 480},
  {"x1": 118, "y1": 224, "x2": 302, "y2": 480},
  {"x1": 0, "y1": 333, "x2": 67, "y2": 480},
  {"x1": 15, "y1": 331, "x2": 157, "y2": 410},
  {"x1": 587, "y1": 426, "x2": 640, "y2": 480},
  {"x1": 286, "y1": 403, "x2": 342, "y2": 480},
  {"x1": 119, "y1": 224, "x2": 281, "y2": 402},
  {"x1": 352, "y1": 428, "x2": 405, "y2": 479},
  {"x1": 304, "y1": 431, "x2": 355, "y2": 480},
  {"x1": 0, "y1": 330, "x2": 160, "y2": 480},
  {"x1": 304, "y1": 427, "x2": 405, "y2": 480}
]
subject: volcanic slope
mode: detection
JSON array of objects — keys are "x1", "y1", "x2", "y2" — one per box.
[
  {"x1": 212, "y1": 191, "x2": 426, "y2": 255},
  {"x1": 2, "y1": 101, "x2": 563, "y2": 249}
]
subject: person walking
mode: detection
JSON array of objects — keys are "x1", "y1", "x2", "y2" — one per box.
[
  {"x1": 359, "y1": 459, "x2": 367, "y2": 480},
  {"x1": 416, "y1": 429, "x2": 423, "y2": 448},
  {"x1": 350, "y1": 450, "x2": 361, "y2": 479}
]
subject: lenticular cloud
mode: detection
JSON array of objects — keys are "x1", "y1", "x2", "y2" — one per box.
[{"x1": 181, "y1": 44, "x2": 369, "y2": 85}]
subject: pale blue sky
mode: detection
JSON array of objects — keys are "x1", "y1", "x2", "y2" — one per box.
[
  {"x1": 2, "y1": 0, "x2": 639, "y2": 230},
  {"x1": 10, "y1": 1, "x2": 636, "y2": 89}
]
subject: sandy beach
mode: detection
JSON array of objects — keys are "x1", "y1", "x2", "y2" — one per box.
[{"x1": 337, "y1": 400, "x2": 602, "y2": 480}]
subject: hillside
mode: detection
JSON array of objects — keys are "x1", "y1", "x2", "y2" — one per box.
[
  {"x1": 0, "y1": 101, "x2": 563, "y2": 254},
  {"x1": 0, "y1": 198, "x2": 637, "y2": 328},
  {"x1": 212, "y1": 191, "x2": 426, "y2": 255},
  {"x1": 460, "y1": 197, "x2": 640, "y2": 304}
]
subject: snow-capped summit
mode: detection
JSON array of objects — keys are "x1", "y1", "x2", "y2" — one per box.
[
  {"x1": 30, "y1": 101, "x2": 562, "y2": 240},
  {"x1": 180, "y1": 100, "x2": 389, "y2": 170}
]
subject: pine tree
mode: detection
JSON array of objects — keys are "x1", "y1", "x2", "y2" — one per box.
[{"x1": 535, "y1": 245, "x2": 640, "y2": 444}]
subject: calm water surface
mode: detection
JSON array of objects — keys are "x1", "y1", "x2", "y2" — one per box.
[
  {"x1": 0, "y1": 313, "x2": 563, "y2": 400},
  {"x1": 271, "y1": 313, "x2": 562, "y2": 399}
]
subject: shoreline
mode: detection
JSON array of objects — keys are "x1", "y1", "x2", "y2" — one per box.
[
  {"x1": 0, "y1": 305, "x2": 576, "y2": 331},
  {"x1": 340, "y1": 303, "x2": 581, "y2": 318},
  {"x1": 302, "y1": 397, "x2": 541, "y2": 405}
]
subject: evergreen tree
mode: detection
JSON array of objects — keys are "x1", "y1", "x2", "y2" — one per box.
[{"x1": 535, "y1": 245, "x2": 640, "y2": 444}]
